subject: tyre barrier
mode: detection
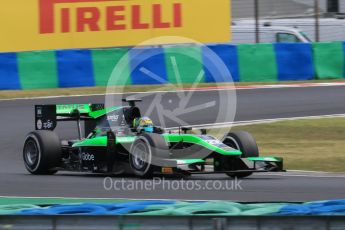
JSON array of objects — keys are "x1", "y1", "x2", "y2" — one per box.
[
  {"x1": 1, "y1": 200, "x2": 344, "y2": 216},
  {"x1": 169, "y1": 202, "x2": 244, "y2": 216},
  {"x1": 17, "y1": 201, "x2": 288, "y2": 216},
  {"x1": 278, "y1": 199, "x2": 345, "y2": 215},
  {"x1": 20, "y1": 201, "x2": 175, "y2": 215},
  {"x1": 0, "y1": 204, "x2": 40, "y2": 215}
]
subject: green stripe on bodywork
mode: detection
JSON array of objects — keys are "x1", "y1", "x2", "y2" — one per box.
[
  {"x1": 74, "y1": 134, "x2": 241, "y2": 156},
  {"x1": 163, "y1": 134, "x2": 241, "y2": 156},
  {"x1": 247, "y1": 157, "x2": 282, "y2": 162},
  {"x1": 56, "y1": 104, "x2": 92, "y2": 114},
  {"x1": 164, "y1": 46, "x2": 205, "y2": 84},
  {"x1": 72, "y1": 136, "x2": 136, "y2": 147},
  {"x1": 56, "y1": 104, "x2": 121, "y2": 117},
  {"x1": 92, "y1": 48, "x2": 131, "y2": 86},
  {"x1": 176, "y1": 159, "x2": 205, "y2": 165},
  {"x1": 237, "y1": 44, "x2": 278, "y2": 82},
  {"x1": 17, "y1": 51, "x2": 58, "y2": 89},
  {"x1": 88, "y1": 107, "x2": 121, "y2": 119}
]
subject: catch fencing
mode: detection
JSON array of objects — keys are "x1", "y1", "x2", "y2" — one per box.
[{"x1": 232, "y1": 0, "x2": 345, "y2": 43}]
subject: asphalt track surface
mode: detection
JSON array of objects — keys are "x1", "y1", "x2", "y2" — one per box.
[{"x1": 1, "y1": 85, "x2": 345, "y2": 202}]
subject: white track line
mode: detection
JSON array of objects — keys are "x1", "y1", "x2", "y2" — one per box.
[
  {"x1": 255, "y1": 173, "x2": 345, "y2": 178},
  {"x1": 166, "y1": 113, "x2": 345, "y2": 130},
  {"x1": 1, "y1": 82, "x2": 345, "y2": 101},
  {"x1": 288, "y1": 170, "x2": 332, "y2": 173}
]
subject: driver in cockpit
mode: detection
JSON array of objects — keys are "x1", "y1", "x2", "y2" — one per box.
[{"x1": 133, "y1": 116, "x2": 154, "y2": 133}]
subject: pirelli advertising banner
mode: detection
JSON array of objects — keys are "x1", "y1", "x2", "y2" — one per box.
[{"x1": 0, "y1": 0, "x2": 231, "y2": 52}]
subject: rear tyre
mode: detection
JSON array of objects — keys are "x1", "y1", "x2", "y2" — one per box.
[
  {"x1": 129, "y1": 133, "x2": 170, "y2": 178},
  {"x1": 222, "y1": 131, "x2": 259, "y2": 178},
  {"x1": 23, "y1": 131, "x2": 61, "y2": 175}
]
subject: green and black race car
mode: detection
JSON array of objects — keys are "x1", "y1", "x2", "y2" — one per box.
[{"x1": 23, "y1": 98, "x2": 284, "y2": 178}]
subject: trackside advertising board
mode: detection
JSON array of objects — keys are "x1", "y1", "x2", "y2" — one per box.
[{"x1": 0, "y1": 0, "x2": 231, "y2": 52}]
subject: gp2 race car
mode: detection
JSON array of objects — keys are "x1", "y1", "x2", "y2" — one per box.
[{"x1": 23, "y1": 98, "x2": 284, "y2": 178}]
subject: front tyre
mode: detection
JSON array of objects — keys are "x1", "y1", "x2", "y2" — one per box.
[
  {"x1": 129, "y1": 133, "x2": 170, "y2": 178},
  {"x1": 222, "y1": 131, "x2": 259, "y2": 178},
  {"x1": 223, "y1": 131, "x2": 259, "y2": 158},
  {"x1": 129, "y1": 136, "x2": 154, "y2": 177},
  {"x1": 23, "y1": 131, "x2": 61, "y2": 175}
]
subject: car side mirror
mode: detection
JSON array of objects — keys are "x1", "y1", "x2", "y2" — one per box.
[
  {"x1": 181, "y1": 127, "x2": 192, "y2": 134},
  {"x1": 200, "y1": 129, "x2": 207, "y2": 135}
]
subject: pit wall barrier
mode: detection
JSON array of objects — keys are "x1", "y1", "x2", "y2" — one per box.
[
  {"x1": 0, "y1": 42, "x2": 344, "y2": 90},
  {"x1": 1, "y1": 199, "x2": 345, "y2": 215}
]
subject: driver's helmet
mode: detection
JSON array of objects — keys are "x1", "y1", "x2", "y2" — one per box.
[{"x1": 133, "y1": 116, "x2": 154, "y2": 133}]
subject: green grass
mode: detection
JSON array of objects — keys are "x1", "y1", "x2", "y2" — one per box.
[
  {"x1": 0, "y1": 79, "x2": 343, "y2": 99},
  {"x1": 211, "y1": 118, "x2": 345, "y2": 172}
]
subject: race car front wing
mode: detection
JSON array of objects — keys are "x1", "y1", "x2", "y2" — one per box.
[{"x1": 161, "y1": 157, "x2": 285, "y2": 175}]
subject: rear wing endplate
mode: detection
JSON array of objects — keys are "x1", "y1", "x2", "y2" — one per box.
[{"x1": 35, "y1": 104, "x2": 104, "y2": 131}]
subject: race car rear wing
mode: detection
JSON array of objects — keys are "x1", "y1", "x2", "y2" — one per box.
[{"x1": 35, "y1": 104, "x2": 104, "y2": 137}]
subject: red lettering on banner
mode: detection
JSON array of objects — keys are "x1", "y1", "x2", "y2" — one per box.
[
  {"x1": 153, "y1": 4, "x2": 170, "y2": 28},
  {"x1": 77, "y1": 7, "x2": 101, "y2": 32},
  {"x1": 39, "y1": 0, "x2": 183, "y2": 34},
  {"x1": 132, "y1": 5, "x2": 149, "y2": 29},
  {"x1": 39, "y1": 0, "x2": 115, "y2": 34},
  {"x1": 107, "y1": 6, "x2": 126, "y2": 30},
  {"x1": 173, "y1": 3, "x2": 182, "y2": 27},
  {"x1": 61, "y1": 8, "x2": 70, "y2": 32}
]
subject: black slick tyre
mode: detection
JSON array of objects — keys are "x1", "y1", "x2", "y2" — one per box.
[
  {"x1": 23, "y1": 131, "x2": 61, "y2": 175},
  {"x1": 129, "y1": 133, "x2": 170, "y2": 178},
  {"x1": 222, "y1": 131, "x2": 259, "y2": 178}
]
